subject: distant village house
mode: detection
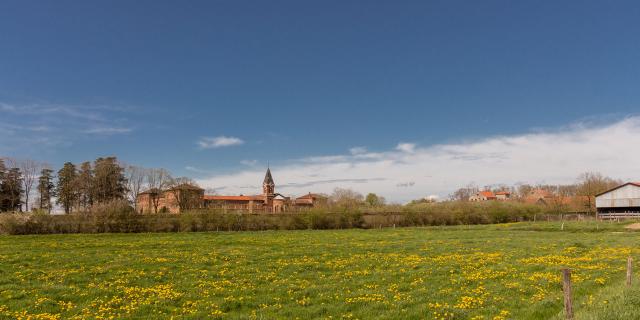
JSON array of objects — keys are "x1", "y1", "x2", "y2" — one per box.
[{"x1": 469, "y1": 191, "x2": 497, "y2": 202}]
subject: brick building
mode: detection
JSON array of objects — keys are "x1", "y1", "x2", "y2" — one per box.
[
  {"x1": 136, "y1": 184, "x2": 204, "y2": 214},
  {"x1": 136, "y1": 168, "x2": 325, "y2": 213}
]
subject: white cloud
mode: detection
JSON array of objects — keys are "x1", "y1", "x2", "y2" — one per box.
[
  {"x1": 349, "y1": 146, "x2": 368, "y2": 155},
  {"x1": 185, "y1": 166, "x2": 215, "y2": 174},
  {"x1": 85, "y1": 127, "x2": 133, "y2": 134},
  {"x1": 240, "y1": 159, "x2": 258, "y2": 166},
  {"x1": 395, "y1": 142, "x2": 416, "y2": 153},
  {"x1": 196, "y1": 116, "x2": 640, "y2": 203},
  {"x1": 198, "y1": 136, "x2": 244, "y2": 149}
]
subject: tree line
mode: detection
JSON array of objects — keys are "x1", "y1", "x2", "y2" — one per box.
[
  {"x1": 0, "y1": 156, "x2": 196, "y2": 214},
  {"x1": 446, "y1": 172, "x2": 621, "y2": 213}
]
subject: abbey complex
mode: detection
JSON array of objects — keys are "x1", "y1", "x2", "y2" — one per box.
[{"x1": 136, "y1": 168, "x2": 326, "y2": 213}]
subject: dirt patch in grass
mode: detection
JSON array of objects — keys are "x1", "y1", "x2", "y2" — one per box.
[{"x1": 624, "y1": 223, "x2": 640, "y2": 230}]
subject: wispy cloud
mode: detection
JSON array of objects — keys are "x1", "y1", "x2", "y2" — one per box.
[
  {"x1": 196, "y1": 116, "x2": 640, "y2": 203},
  {"x1": 0, "y1": 101, "x2": 135, "y2": 153},
  {"x1": 197, "y1": 136, "x2": 244, "y2": 149},
  {"x1": 240, "y1": 159, "x2": 258, "y2": 166},
  {"x1": 185, "y1": 166, "x2": 216, "y2": 174},
  {"x1": 85, "y1": 127, "x2": 133, "y2": 134}
]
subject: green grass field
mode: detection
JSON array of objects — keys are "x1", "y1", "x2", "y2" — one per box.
[{"x1": 0, "y1": 221, "x2": 639, "y2": 319}]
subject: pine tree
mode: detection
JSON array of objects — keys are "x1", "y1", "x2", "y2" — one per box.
[
  {"x1": 1, "y1": 167, "x2": 23, "y2": 212},
  {"x1": 56, "y1": 162, "x2": 77, "y2": 214},
  {"x1": 37, "y1": 168, "x2": 56, "y2": 213},
  {"x1": 93, "y1": 157, "x2": 127, "y2": 204}
]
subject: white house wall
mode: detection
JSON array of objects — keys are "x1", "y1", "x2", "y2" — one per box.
[{"x1": 596, "y1": 184, "x2": 640, "y2": 208}]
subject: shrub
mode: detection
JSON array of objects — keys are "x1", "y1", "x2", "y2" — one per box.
[{"x1": 0, "y1": 201, "x2": 563, "y2": 235}]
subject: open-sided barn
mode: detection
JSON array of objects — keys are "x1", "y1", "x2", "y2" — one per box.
[{"x1": 595, "y1": 182, "x2": 640, "y2": 218}]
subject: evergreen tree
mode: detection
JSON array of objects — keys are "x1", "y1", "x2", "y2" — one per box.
[
  {"x1": 56, "y1": 162, "x2": 77, "y2": 214},
  {"x1": 37, "y1": 168, "x2": 56, "y2": 213},
  {"x1": 1, "y1": 167, "x2": 23, "y2": 212},
  {"x1": 92, "y1": 157, "x2": 127, "y2": 204}
]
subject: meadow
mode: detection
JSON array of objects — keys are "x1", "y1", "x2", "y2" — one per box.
[{"x1": 0, "y1": 221, "x2": 638, "y2": 319}]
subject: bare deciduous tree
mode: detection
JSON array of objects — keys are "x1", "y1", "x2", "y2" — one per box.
[
  {"x1": 450, "y1": 184, "x2": 478, "y2": 201},
  {"x1": 124, "y1": 164, "x2": 146, "y2": 210},
  {"x1": 8, "y1": 158, "x2": 41, "y2": 212},
  {"x1": 329, "y1": 187, "x2": 364, "y2": 210},
  {"x1": 76, "y1": 161, "x2": 94, "y2": 211},
  {"x1": 576, "y1": 172, "x2": 621, "y2": 214},
  {"x1": 167, "y1": 177, "x2": 202, "y2": 212},
  {"x1": 145, "y1": 168, "x2": 172, "y2": 213}
]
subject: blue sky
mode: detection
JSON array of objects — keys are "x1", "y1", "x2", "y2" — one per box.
[{"x1": 1, "y1": 1, "x2": 639, "y2": 201}]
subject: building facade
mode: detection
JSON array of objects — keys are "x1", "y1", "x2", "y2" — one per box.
[
  {"x1": 595, "y1": 182, "x2": 640, "y2": 216},
  {"x1": 136, "y1": 168, "x2": 325, "y2": 213},
  {"x1": 495, "y1": 191, "x2": 512, "y2": 201},
  {"x1": 469, "y1": 191, "x2": 496, "y2": 202},
  {"x1": 137, "y1": 184, "x2": 205, "y2": 214}
]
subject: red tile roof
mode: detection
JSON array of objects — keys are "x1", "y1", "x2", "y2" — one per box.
[
  {"x1": 204, "y1": 195, "x2": 262, "y2": 201},
  {"x1": 296, "y1": 193, "x2": 326, "y2": 200},
  {"x1": 479, "y1": 191, "x2": 495, "y2": 198}
]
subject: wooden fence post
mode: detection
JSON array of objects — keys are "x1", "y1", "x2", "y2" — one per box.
[
  {"x1": 562, "y1": 268, "x2": 574, "y2": 320},
  {"x1": 627, "y1": 256, "x2": 633, "y2": 287}
]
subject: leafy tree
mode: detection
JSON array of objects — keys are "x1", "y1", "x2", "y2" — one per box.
[
  {"x1": 408, "y1": 196, "x2": 437, "y2": 205},
  {"x1": 37, "y1": 168, "x2": 56, "y2": 213},
  {"x1": 57, "y1": 162, "x2": 78, "y2": 214},
  {"x1": 365, "y1": 193, "x2": 385, "y2": 207}
]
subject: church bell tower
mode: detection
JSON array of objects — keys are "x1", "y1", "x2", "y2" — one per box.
[{"x1": 263, "y1": 167, "x2": 275, "y2": 195}]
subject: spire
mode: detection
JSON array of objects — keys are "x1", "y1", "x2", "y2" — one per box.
[
  {"x1": 263, "y1": 167, "x2": 275, "y2": 196},
  {"x1": 263, "y1": 167, "x2": 275, "y2": 186}
]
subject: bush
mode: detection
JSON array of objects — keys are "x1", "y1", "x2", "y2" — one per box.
[{"x1": 0, "y1": 201, "x2": 559, "y2": 235}]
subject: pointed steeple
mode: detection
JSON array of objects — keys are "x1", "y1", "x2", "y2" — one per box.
[
  {"x1": 263, "y1": 167, "x2": 275, "y2": 195},
  {"x1": 263, "y1": 167, "x2": 274, "y2": 186}
]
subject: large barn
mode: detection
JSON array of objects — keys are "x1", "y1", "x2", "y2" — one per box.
[{"x1": 595, "y1": 182, "x2": 640, "y2": 218}]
